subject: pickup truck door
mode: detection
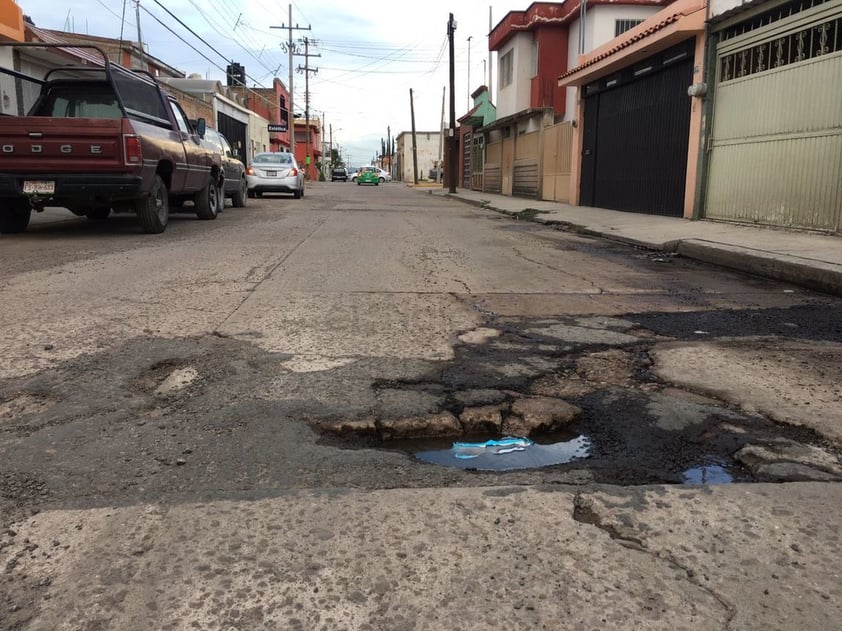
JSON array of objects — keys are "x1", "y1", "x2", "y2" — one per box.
[{"x1": 168, "y1": 100, "x2": 209, "y2": 192}]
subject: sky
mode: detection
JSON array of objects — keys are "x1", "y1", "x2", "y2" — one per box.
[{"x1": 18, "y1": 0, "x2": 516, "y2": 166}]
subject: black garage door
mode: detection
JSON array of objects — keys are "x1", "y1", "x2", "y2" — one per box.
[
  {"x1": 580, "y1": 41, "x2": 695, "y2": 217},
  {"x1": 217, "y1": 112, "x2": 248, "y2": 165}
]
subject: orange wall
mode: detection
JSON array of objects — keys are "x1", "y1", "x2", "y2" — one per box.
[{"x1": 0, "y1": 0, "x2": 24, "y2": 42}]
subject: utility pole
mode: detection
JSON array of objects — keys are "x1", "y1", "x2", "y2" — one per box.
[
  {"x1": 488, "y1": 7, "x2": 493, "y2": 98},
  {"x1": 296, "y1": 37, "x2": 319, "y2": 180},
  {"x1": 447, "y1": 13, "x2": 457, "y2": 194},
  {"x1": 409, "y1": 88, "x2": 418, "y2": 185},
  {"x1": 270, "y1": 6, "x2": 310, "y2": 159},
  {"x1": 467, "y1": 35, "x2": 472, "y2": 109},
  {"x1": 437, "y1": 86, "x2": 445, "y2": 184},
  {"x1": 134, "y1": 0, "x2": 144, "y2": 70}
]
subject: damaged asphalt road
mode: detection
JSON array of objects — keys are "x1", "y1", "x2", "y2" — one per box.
[{"x1": 1, "y1": 184, "x2": 841, "y2": 629}]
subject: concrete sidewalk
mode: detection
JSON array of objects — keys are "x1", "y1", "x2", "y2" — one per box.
[{"x1": 423, "y1": 186, "x2": 842, "y2": 297}]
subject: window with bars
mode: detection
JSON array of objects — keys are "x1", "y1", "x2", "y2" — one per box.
[
  {"x1": 615, "y1": 19, "x2": 644, "y2": 37},
  {"x1": 719, "y1": 16, "x2": 842, "y2": 82}
]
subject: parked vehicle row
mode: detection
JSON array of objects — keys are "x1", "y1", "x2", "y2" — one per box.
[{"x1": 0, "y1": 43, "x2": 302, "y2": 236}]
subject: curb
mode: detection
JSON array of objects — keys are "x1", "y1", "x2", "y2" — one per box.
[
  {"x1": 677, "y1": 239, "x2": 842, "y2": 296},
  {"x1": 439, "y1": 192, "x2": 842, "y2": 298}
]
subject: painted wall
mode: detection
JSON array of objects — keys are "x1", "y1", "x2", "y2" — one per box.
[
  {"x1": 496, "y1": 33, "x2": 534, "y2": 118},
  {"x1": 248, "y1": 111, "x2": 270, "y2": 160},
  {"x1": 0, "y1": 0, "x2": 23, "y2": 42},
  {"x1": 395, "y1": 131, "x2": 442, "y2": 182},
  {"x1": 531, "y1": 25, "x2": 569, "y2": 115}
]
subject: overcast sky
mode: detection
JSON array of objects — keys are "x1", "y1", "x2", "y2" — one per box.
[{"x1": 19, "y1": 0, "x2": 515, "y2": 165}]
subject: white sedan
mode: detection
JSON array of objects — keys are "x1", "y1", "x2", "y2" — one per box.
[{"x1": 246, "y1": 152, "x2": 304, "y2": 199}]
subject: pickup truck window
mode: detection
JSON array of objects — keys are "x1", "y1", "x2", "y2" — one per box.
[
  {"x1": 169, "y1": 101, "x2": 191, "y2": 135},
  {"x1": 31, "y1": 85, "x2": 122, "y2": 119},
  {"x1": 112, "y1": 73, "x2": 171, "y2": 128}
]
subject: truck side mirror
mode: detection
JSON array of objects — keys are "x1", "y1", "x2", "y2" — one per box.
[{"x1": 195, "y1": 118, "x2": 206, "y2": 138}]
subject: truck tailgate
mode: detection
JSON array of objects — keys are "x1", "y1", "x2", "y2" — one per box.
[{"x1": 0, "y1": 117, "x2": 127, "y2": 174}]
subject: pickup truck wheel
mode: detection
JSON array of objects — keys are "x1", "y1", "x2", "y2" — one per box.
[
  {"x1": 232, "y1": 178, "x2": 247, "y2": 207},
  {"x1": 0, "y1": 200, "x2": 31, "y2": 234},
  {"x1": 194, "y1": 176, "x2": 219, "y2": 220},
  {"x1": 85, "y1": 206, "x2": 111, "y2": 221},
  {"x1": 135, "y1": 175, "x2": 169, "y2": 234}
]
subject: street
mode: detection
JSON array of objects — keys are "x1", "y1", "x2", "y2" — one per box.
[{"x1": 1, "y1": 182, "x2": 840, "y2": 630}]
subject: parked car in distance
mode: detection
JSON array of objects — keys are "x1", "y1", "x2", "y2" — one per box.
[
  {"x1": 355, "y1": 166, "x2": 381, "y2": 186},
  {"x1": 352, "y1": 166, "x2": 390, "y2": 184},
  {"x1": 202, "y1": 127, "x2": 247, "y2": 208},
  {"x1": 246, "y1": 152, "x2": 304, "y2": 199},
  {"x1": 331, "y1": 167, "x2": 348, "y2": 181}
]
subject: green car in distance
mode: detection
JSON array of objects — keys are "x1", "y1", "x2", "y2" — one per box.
[{"x1": 356, "y1": 166, "x2": 380, "y2": 186}]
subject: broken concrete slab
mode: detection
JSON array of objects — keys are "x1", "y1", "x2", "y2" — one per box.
[
  {"x1": 377, "y1": 412, "x2": 461, "y2": 440},
  {"x1": 458, "y1": 405, "x2": 505, "y2": 434},
  {"x1": 502, "y1": 396, "x2": 581, "y2": 436},
  {"x1": 735, "y1": 440, "x2": 842, "y2": 476}
]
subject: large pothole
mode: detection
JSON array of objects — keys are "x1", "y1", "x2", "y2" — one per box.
[{"x1": 315, "y1": 316, "x2": 842, "y2": 485}]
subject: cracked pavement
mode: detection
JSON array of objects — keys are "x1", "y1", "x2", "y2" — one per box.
[{"x1": 1, "y1": 183, "x2": 841, "y2": 630}]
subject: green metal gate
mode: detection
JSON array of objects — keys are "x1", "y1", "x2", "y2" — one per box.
[{"x1": 705, "y1": 0, "x2": 842, "y2": 231}]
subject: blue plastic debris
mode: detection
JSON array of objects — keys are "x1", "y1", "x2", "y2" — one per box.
[
  {"x1": 452, "y1": 437, "x2": 534, "y2": 459},
  {"x1": 416, "y1": 435, "x2": 592, "y2": 471}
]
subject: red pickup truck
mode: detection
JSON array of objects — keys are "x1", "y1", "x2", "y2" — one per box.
[{"x1": 0, "y1": 44, "x2": 223, "y2": 234}]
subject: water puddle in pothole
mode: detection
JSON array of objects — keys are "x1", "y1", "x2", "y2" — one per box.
[
  {"x1": 681, "y1": 460, "x2": 735, "y2": 485},
  {"x1": 414, "y1": 434, "x2": 592, "y2": 471}
]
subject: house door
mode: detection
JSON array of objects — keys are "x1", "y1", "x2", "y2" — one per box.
[
  {"x1": 462, "y1": 131, "x2": 472, "y2": 188},
  {"x1": 579, "y1": 42, "x2": 694, "y2": 216},
  {"x1": 705, "y1": 0, "x2": 842, "y2": 231}
]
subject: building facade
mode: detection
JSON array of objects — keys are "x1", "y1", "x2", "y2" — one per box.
[
  {"x1": 394, "y1": 131, "x2": 443, "y2": 183},
  {"x1": 481, "y1": 0, "x2": 671, "y2": 201}
]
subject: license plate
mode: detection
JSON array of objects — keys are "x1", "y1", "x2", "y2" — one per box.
[
  {"x1": 266, "y1": 170, "x2": 277, "y2": 177},
  {"x1": 23, "y1": 180, "x2": 55, "y2": 195}
]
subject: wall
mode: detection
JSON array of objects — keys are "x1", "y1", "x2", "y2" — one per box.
[
  {"x1": 170, "y1": 88, "x2": 214, "y2": 129},
  {"x1": 0, "y1": 0, "x2": 23, "y2": 42},
  {"x1": 531, "y1": 25, "x2": 569, "y2": 115},
  {"x1": 396, "y1": 131, "x2": 441, "y2": 182},
  {"x1": 248, "y1": 111, "x2": 270, "y2": 160},
  {"x1": 496, "y1": 33, "x2": 534, "y2": 118},
  {"x1": 0, "y1": 46, "x2": 14, "y2": 114},
  {"x1": 588, "y1": 5, "x2": 666, "y2": 49}
]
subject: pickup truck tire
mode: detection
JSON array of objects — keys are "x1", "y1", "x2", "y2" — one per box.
[
  {"x1": 0, "y1": 200, "x2": 31, "y2": 234},
  {"x1": 232, "y1": 178, "x2": 247, "y2": 208},
  {"x1": 135, "y1": 175, "x2": 169, "y2": 234},
  {"x1": 194, "y1": 176, "x2": 219, "y2": 220},
  {"x1": 215, "y1": 179, "x2": 225, "y2": 214}
]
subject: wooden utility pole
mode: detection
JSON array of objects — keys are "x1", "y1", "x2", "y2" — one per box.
[
  {"x1": 437, "y1": 86, "x2": 445, "y2": 184},
  {"x1": 447, "y1": 13, "x2": 457, "y2": 193},
  {"x1": 409, "y1": 88, "x2": 419, "y2": 185},
  {"x1": 270, "y1": 6, "x2": 310, "y2": 157},
  {"x1": 295, "y1": 37, "x2": 319, "y2": 179}
]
